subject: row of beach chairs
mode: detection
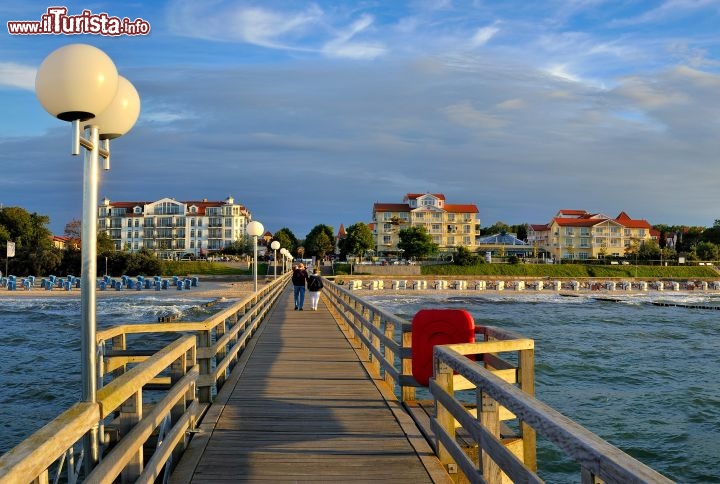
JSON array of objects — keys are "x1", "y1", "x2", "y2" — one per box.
[
  {"x1": 1, "y1": 274, "x2": 199, "y2": 291},
  {"x1": 345, "y1": 279, "x2": 720, "y2": 291}
]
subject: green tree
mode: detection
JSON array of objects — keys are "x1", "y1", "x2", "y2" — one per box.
[
  {"x1": 0, "y1": 206, "x2": 58, "y2": 276},
  {"x1": 273, "y1": 227, "x2": 298, "y2": 255},
  {"x1": 454, "y1": 246, "x2": 480, "y2": 266},
  {"x1": 397, "y1": 225, "x2": 438, "y2": 260},
  {"x1": 637, "y1": 240, "x2": 661, "y2": 261},
  {"x1": 694, "y1": 241, "x2": 719, "y2": 261},
  {"x1": 304, "y1": 224, "x2": 335, "y2": 258},
  {"x1": 97, "y1": 231, "x2": 116, "y2": 254},
  {"x1": 223, "y1": 236, "x2": 253, "y2": 256},
  {"x1": 339, "y1": 223, "x2": 374, "y2": 260}
]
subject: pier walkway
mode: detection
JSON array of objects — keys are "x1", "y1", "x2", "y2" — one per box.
[{"x1": 169, "y1": 286, "x2": 450, "y2": 483}]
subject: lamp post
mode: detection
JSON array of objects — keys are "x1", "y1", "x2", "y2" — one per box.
[
  {"x1": 246, "y1": 220, "x2": 264, "y2": 292},
  {"x1": 279, "y1": 248, "x2": 286, "y2": 273},
  {"x1": 35, "y1": 43, "x2": 140, "y2": 466},
  {"x1": 270, "y1": 240, "x2": 280, "y2": 278}
]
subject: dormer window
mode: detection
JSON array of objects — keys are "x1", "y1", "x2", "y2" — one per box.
[{"x1": 134, "y1": 206, "x2": 142, "y2": 214}]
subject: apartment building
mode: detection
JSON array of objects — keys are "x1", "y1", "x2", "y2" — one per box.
[
  {"x1": 98, "y1": 196, "x2": 252, "y2": 259},
  {"x1": 372, "y1": 193, "x2": 480, "y2": 257},
  {"x1": 528, "y1": 209, "x2": 656, "y2": 261}
]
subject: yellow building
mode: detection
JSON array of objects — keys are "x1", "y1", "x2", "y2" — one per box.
[
  {"x1": 372, "y1": 193, "x2": 480, "y2": 257},
  {"x1": 528, "y1": 209, "x2": 656, "y2": 261}
]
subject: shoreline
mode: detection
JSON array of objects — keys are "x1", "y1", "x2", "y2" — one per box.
[{"x1": 0, "y1": 280, "x2": 254, "y2": 300}]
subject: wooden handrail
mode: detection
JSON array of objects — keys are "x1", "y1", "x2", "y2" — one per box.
[
  {"x1": 0, "y1": 403, "x2": 99, "y2": 483},
  {"x1": 432, "y1": 344, "x2": 674, "y2": 483}
]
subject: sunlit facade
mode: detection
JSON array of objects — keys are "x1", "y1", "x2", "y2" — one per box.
[
  {"x1": 372, "y1": 193, "x2": 480, "y2": 257},
  {"x1": 528, "y1": 209, "x2": 656, "y2": 261},
  {"x1": 98, "y1": 196, "x2": 252, "y2": 259}
]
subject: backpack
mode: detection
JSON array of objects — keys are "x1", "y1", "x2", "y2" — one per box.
[{"x1": 308, "y1": 276, "x2": 323, "y2": 290}]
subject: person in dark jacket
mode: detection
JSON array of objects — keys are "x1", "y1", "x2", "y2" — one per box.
[
  {"x1": 307, "y1": 267, "x2": 324, "y2": 311},
  {"x1": 291, "y1": 263, "x2": 309, "y2": 310}
]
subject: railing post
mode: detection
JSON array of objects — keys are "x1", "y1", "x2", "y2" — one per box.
[
  {"x1": 435, "y1": 362, "x2": 456, "y2": 480},
  {"x1": 119, "y1": 391, "x2": 143, "y2": 482},
  {"x1": 197, "y1": 329, "x2": 212, "y2": 403},
  {"x1": 216, "y1": 319, "x2": 227, "y2": 388},
  {"x1": 519, "y1": 347, "x2": 537, "y2": 471},
  {"x1": 169, "y1": 350, "x2": 188, "y2": 464},
  {"x1": 111, "y1": 333, "x2": 127, "y2": 378},
  {"x1": 401, "y1": 329, "x2": 415, "y2": 402},
  {"x1": 479, "y1": 390, "x2": 502, "y2": 484},
  {"x1": 384, "y1": 319, "x2": 395, "y2": 390},
  {"x1": 370, "y1": 309, "x2": 381, "y2": 376}
]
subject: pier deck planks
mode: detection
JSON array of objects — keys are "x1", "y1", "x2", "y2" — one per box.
[{"x1": 171, "y1": 286, "x2": 444, "y2": 483}]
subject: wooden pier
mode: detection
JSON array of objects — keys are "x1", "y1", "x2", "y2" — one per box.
[{"x1": 170, "y1": 287, "x2": 450, "y2": 483}]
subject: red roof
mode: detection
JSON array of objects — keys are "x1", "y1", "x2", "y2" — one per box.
[
  {"x1": 105, "y1": 199, "x2": 246, "y2": 216},
  {"x1": 374, "y1": 203, "x2": 410, "y2": 212},
  {"x1": 445, "y1": 203, "x2": 479, "y2": 213},
  {"x1": 404, "y1": 193, "x2": 446, "y2": 201}
]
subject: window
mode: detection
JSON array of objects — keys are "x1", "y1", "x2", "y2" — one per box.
[
  {"x1": 382, "y1": 235, "x2": 391, "y2": 244},
  {"x1": 383, "y1": 223, "x2": 392, "y2": 232}
]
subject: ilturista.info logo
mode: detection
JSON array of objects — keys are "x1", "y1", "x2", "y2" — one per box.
[{"x1": 7, "y1": 7, "x2": 150, "y2": 36}]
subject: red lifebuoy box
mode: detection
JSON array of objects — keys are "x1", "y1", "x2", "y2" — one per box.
[{"x1": 411, "y1": 309, "x2": 475, "y2": 386}]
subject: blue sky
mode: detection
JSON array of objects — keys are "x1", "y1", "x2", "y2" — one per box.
[{"x1": 2, "y1": 1, "x2": 720, "y2": 238}]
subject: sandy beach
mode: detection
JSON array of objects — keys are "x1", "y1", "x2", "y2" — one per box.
[{"x1": 0, "y1": 279, "x2": 256, "y2": 300}]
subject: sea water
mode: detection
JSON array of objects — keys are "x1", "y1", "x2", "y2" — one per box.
[
  {"x1": 1, "y1": 293, "x2": 719, "y2": 482},
  {"x1": 0, "y1": 295, "x2": 228, "y2": 456},
  {"x1": 364, "y1": 292, "x2": 720, "y2": 483}
]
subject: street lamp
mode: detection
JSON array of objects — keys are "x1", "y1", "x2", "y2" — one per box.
[
  {"x1": 35, "y1": 43, "x2": 140, "y2": 466},
  {"x1": 246, "y1": 220, "x2": 264, "y2": 292},
  {"x1": 270, "y1": 240, "x2": 280, "y2": 278},
  {"x1": 280, "y1": 248, "x2": 289, "y2": 273}
]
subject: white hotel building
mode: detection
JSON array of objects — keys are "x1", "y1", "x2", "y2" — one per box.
[{"x1": 98, "y1": 196, "x2": 252, "y2": 259}]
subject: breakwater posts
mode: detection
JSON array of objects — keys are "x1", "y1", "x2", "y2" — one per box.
[
  {"x1": 585, "y1": 295, "x2": 720, "y2": 310},
  {"x1": 344, "y1": 278, "x2": 720, "y2": 292}
]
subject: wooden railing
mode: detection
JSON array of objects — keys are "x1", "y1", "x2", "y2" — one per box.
[
  {"x1": 0, "y1": 273, "x2": 289, "y2": 483},
  {"x1": 322, "y1": 278, "x2": 674, "y2": 483}
]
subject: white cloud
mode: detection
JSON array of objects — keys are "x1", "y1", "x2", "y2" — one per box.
[
  {"x1": 471, "y1": 24, "x2": 500, "y2": 47},
  {"x1": 322, "y1": 14, "x2": 386, "y2": 59},
  {"x1": 0, "y1": 62, "x2": 35, "y2": 90},
  {"x1": 167, "y1": 1, "x2": 322, "y2": 50}
]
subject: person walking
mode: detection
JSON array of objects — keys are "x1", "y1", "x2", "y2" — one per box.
[
  {"x1": 307, "y1": 267, "x2": 324, "y2": 311},
  {"x1": 291, "y1": 263, "x2": 309, "y2": 310}
]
